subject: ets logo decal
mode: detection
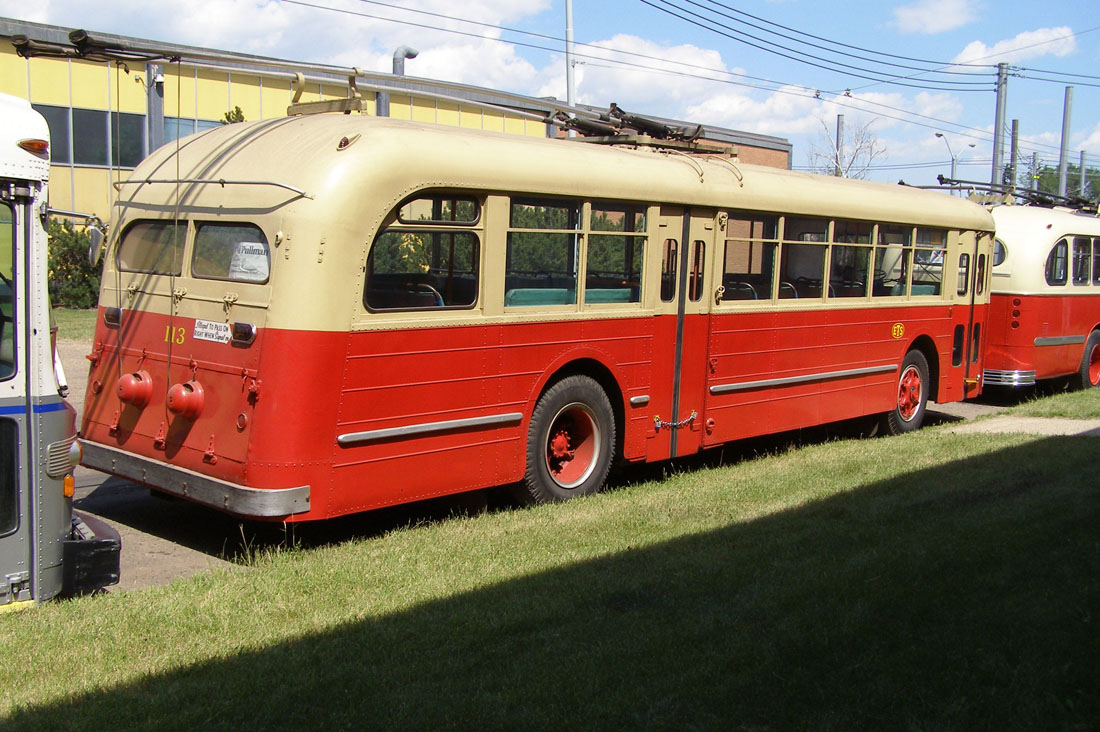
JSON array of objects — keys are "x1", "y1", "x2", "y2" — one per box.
[{"x1": 891, "y1": 322, "x2": 905, "y2": 339}]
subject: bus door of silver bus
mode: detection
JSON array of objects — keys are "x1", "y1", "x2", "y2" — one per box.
[{"x1": 0, "y1": 183, "x2": 42, "y2": 606}]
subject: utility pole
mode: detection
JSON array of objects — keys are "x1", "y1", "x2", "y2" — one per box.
[
  {"x1": 565, "y1": 0, "x2": 577, "y2": 137},
  {"x1": 835, "y1": 114, "x2": 844, "y2": 177},
  {"x1": 1008, "y1": 119, "x2": 1019, "y2": 195},
  {"x1": 1080, "y1": 150, "x2": 1087, "y2": 198},
  {"x1": 1031, "y1": 152, "x2": 1039, "y2": 191},
  {"x1": 991, "y1": 62, "x2": 1008, "y2": 186},
  {"x1": 1057, "y1": 86, "x2": 1073, "y2": 197}
]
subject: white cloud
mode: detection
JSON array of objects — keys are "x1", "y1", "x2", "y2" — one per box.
[
  {"x1": 891, "y1": 0, "x2": 979, "y2": 34},
  {"x1": 952, "y1": 27, "x2": 1077, "y2": 66}
]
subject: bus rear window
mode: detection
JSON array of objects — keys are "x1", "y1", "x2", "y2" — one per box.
[
  {"x1": 192, "y1": 223, "x2": 270, "y2": 283},
  {"x1": 116, "y1": 221, "x2": 186, "y2": 275}
]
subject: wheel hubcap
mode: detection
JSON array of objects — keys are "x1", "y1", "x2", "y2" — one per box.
[
  {"x1": 898, "y1": 365, "x2": 922, "y2": 422},
  {"x1": 544, "y1": 402, "x2": 600, "y2": 489}
]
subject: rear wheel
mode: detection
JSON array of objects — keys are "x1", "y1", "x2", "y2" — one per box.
[
  {"x1": 885, "y1": 350, "x2": 929, "y2": 435},
  {"x1": 521, "y1": 375, "x2": 616, "y2": 504},
  {"x1": 1078, "y1": 330, "x2": 1100, "y2": 389}
]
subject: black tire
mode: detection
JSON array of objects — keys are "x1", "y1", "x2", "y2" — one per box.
[
  {"x1": 520, "y1": 375, "x2": 616, "y2": 504},
  {"x1": 1078, "y1": 330, "x2": 1100, "y2": 390},
  {"x1": 884, "y1": 350, "x2": 929, "y2": 435}
]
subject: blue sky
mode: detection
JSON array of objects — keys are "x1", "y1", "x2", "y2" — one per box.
[{"x1": 5, "y1": 0, "x2": 1098, "y2": 187}]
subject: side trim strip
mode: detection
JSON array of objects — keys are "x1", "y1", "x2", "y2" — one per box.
[
  {"x1": 1034, "y1": 335, "x2": 1085, "y2": 347},
  {"x1": 80, "y1": 441, "x2": 310, "y2": 517},
  {"x1": 709, "y1": 364, "x2": 898, "y2": 395},
  {"x1": 337, "y1": 412, "x2": 523, "y2": 447}
]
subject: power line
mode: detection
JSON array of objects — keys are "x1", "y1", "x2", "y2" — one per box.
[
  {"x1": 638, "y1": 0, "x2": 992, "y2": 92},
  {"x1": 673, "y1": 0, "x2": 988, "y2": 78}
]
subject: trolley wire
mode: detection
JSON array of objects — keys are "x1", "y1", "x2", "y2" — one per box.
[{"x1": 637, "y1": 0, "x2": 993, "y2": 91}]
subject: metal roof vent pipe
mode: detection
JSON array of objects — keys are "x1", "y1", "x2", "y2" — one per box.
[{"x1": 376, "y1": 46, "x2": 418, "y2": 118}]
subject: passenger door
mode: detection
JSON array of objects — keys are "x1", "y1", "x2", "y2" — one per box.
[{"x1": 647, "y1": 206, "x2": 713, "y2": 461}]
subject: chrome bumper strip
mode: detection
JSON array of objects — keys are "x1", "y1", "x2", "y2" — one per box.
[
  {"x1": 337, "y1": 412, "x2": 523, "y2": 447},
  {"x1": 709, "y1": 364, "x2": 898, "y2": 396},
  {"x1": 982, "y1": 369, "x2": 1037, "y2": 387},
  {"x1": 80, "y1": 441, "x2": 310, "y2": 517}
]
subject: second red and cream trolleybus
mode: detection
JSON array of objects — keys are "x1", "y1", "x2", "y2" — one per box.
[
  {"x1": 984, "y1": 204, "x2": 1100, "y2": 389},
  {"x1": 79, "y1": 110, "x2": 994, "y2": 521}
]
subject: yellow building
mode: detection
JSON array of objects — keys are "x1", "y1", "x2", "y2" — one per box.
[{"x1": 1, "y1": 17, "x2": 792, "y2": 220}]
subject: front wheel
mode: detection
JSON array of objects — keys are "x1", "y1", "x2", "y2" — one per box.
[
  {"x1": 1079, "y1": 331, "x2": 1100, "y2": 390},
  {"x1": 884, "y1": 350, "x2": 930, "y2": 435},
  {"x1": 520, "y1": 375, "x2": 616, "y2": 504}
]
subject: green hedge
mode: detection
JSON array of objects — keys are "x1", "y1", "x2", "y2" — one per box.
[{"x1": 47, "y1": 219, "x2": 101, "y2": 309}]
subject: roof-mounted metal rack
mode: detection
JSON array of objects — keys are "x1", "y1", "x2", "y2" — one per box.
[
  {"x1": 554, "y1": 103, "x2": 736, "y2": 156},
  {"x1": 935, "y1": 174, "x2": 1098, "y2": 214},
  {"x1": 113, "y1": 178, "x2": 312, "y2": 200}
]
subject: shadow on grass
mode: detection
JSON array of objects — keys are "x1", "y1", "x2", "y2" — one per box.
[{"x1": 32, "y1": 436, "x2": 1099, "y2": 731}]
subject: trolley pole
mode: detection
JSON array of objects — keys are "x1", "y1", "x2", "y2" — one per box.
[
  {"x1": 991, "y1": 62, "x2": 1008, "y2": 186},
  {"x1": 1057, "y1": 86, "x2": 1073, "y2": 197}
]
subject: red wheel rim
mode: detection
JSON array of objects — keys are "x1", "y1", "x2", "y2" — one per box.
[
  {"x1": 544, "y1": 402, "x2": 600, "y2": 489},
  {"x1": 1089, "y1": 344, "x2": 1100, "y2": 386},
  {"x1": 897, "y1": 364, "x2": 923, "y2": 422}
]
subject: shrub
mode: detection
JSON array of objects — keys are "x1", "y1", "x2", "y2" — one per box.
[{"x1": 47, "y1": 218, "x2": 101, "y2": 309}]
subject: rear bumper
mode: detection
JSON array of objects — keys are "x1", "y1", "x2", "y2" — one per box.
[
  {"x1": 62, "y1": 511, "x2": 121, "y2": 596},
  {"x1": 80, "y1": 440, "x2": 311, "y2": 518},
  {"x1": 982, "y1": 369, "x2": 1036, "y2": 387}
]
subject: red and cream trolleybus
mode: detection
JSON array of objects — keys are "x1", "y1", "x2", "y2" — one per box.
[
  {"x1": 79, "y1": 110, "x2": 994, "y2": 521},
  {"x1": 984, "y1": 204, "x2": 1100, "y2": 389}
]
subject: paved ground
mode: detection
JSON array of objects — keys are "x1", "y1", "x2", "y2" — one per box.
[{"x1": 59, "y1": 339, "x2": 1100, "y2": 594}]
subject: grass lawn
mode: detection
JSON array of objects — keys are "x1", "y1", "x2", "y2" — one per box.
[
  {"x1": 1005, "y1": 381, "x2": 1100, "y2": 419},
  {"x1": 1, "y1": 429, "x2": 1096, "y2": 730},
  {"x1": 52, "y1": 307, "x2": 97, "y2": 342}
]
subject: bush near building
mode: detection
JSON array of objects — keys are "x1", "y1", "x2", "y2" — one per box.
[{"x1": 47, "y1": 219, "x2": 101, "y2": 309}]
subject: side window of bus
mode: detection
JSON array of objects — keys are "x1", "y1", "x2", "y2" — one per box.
[
  {"x1": 192, "y1": 223, "x2": 270, "y2": 283},
  {"x1": 874, "y1": 224, "x2": 911, "y2": 297},
  {"x1": 1045, "y1": 238, "x2": 1068, "y2": 286},
  {"x1": 912, "y1": 228, "x2": 946, "y2": 296},
  {"x1": 0, "y1": 201, "x2": 13, "y2": 381},
  {"x1": 992, "y1": 239, "x2": 1007, "y2": 267},
  {"x1": 976, "y1": 252, "x2": 987, "y2": 295},
  {"x1": 587, "y1": 204, "x2": 644, "y2": 304},
  {"x1": 0, "y1": 419, "x2": 16, "y2": 536},
  {"x1": 1072, "y1": 236, "x2": 1091, "y2": 285},
  {"x1": 366, "y1": 230, "x2": 479, "y2": 310},
  {"x1": 116, "y1": 221, "x2": 186, "y2": 275},
  {"x1": 505, "y1": 198, "x2": 579, "y2": 307},
  {"x1": 721, "y1": 214, "x2": 777, "y2": 302},
  {"x1": 1094, "y1": 238, "x2": 1100, "y2": 285},
  {"x1": 957, "y1": 253, "x2": 970, "y2": 296},
  {"x1": 660, "y1": 238, "x2": 677, "y2": 302},
  {"x1": 779, "y1": 217, "x2": 827, "y2": 299},
  {"x1": 829, "y1": 220, "x2": 871, "y2": 298}
]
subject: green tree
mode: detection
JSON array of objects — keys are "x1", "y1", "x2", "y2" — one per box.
[
  {"x1": 221, "y1": 106, "x2": 245, "y2": 124},
  {"x1": 47, "y1": 219, "x2": 101, "y2": 309},
  {"x1": 1018, "y1": 160, "x2": 1100, "y2": 202}
]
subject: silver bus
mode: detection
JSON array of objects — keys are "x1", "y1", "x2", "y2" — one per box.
[{"x1": 0, "y1": 92, "x2": 119, "y2": 610}]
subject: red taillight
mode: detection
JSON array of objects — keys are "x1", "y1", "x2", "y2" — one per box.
[
  {"x1": 117, "y1": 370, "x2": 154, "y2": 408},
  {"x1": 18, "y1": 138, "x2": 49, "y2": 160},
  {"x1": 166, "y1": 380, "x2": 205, "y2": 419}
]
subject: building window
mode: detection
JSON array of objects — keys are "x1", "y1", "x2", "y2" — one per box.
[
  {"x1": 72, "y1": 108, "x2": 109, "y2": 166},
  {"x1": 31, "y1": 104, "x2": 70, "y2": 165},
  {"x1": 112, "y1": 112, "x2": 145, "y2": 168},
  {"x1": 67, "y1": 108, "x2": 146, "y2": 168},
  {"x1": 164, "y1": 117, "x2": 222, "y2": 145}
]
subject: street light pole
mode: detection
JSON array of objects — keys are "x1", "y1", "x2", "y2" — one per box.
[{"x1": 935, "y1": 132, "x2": 975, "y2": 196}]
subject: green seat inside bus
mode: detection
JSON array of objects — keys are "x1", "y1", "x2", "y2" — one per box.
[
  {"x1": 505, "y1": 288, "x2": 576, "y2": 306},
  {"x1": 585, "y1": 288, "x2": 633, "y2": 304}
]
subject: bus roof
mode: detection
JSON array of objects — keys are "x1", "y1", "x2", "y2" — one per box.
[
  {"x1": 0, "y1": 92, "x2": 50, "y2": 183},
  {"x1": 121, "y1": 113, "x2": 994, "y2": 233}
]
